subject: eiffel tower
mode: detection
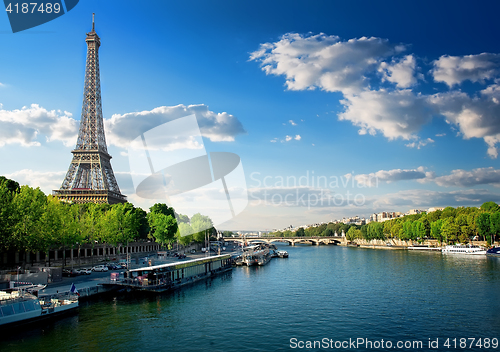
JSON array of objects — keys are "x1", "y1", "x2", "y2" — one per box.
[{"x1": 54, "y1": 14, "x2": 126, "y2": 204}]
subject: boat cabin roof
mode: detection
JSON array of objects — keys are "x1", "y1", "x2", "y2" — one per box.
[{"x1": 128, "y1": 254, "x2": 231, "y2": 273}]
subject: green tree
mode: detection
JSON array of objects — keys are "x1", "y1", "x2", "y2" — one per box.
[
  {"x1": 0, "y1": 179, "x2": 17, "y2": 252},
  {"x1": 148, "y1": 211, "x2": 177, "y2": 245},
  {"x1": 426, "y1": 210, "x2": 442, "y2": 223},
  {"x1": 477, "y1": 212, "x2": 491, "y2": 241},
  {"x1": 400, "y1": 221, "x2": 413, "y2": 240},
  {"x1": 176, "y1": 223, "x2": 194, "y2": 246},
  {"x1": 148, "y1": 203, "x2": 179, "y2": 245},
  {"x1": 441, "y1": 207, "x2": 457, "y2": 219},
  {"x1": 441, "y1": 218, "x2": 459, "y2": 243},
  {"x1": 322, "y1": 228, "x2": 334, "y2": 237},
  {"x1": 346, "y1": 227, "x2": 360, "y2": 242},
  {"x1": 480, "y1": 201, "x2": 500, "y2": 213},
  {"x1": 412, "y1": 221, "x2": 426, "y2": 241},
  {"x1": 489, "y1": 211, "x2": 500, "y2": 244},
  {"x1": 391, "y1": 221, "x2": 402, "y2": 239},
  {"x1": 11, "y1": 186, "x2": 47, "y2": 264},
  {"x1": 190, "y1": 213, "x2": 213, "y2": 243},
  {"x1": 295, "y1": 227, "x2": 305, "y2": 237},
  {"x1": 430, "y1": 219, "x2": 444, "y2": 242}
]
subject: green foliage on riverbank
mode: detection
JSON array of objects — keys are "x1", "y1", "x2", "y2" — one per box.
[
  {"x1": 0, "y1": 176, "x2": 215, "y2": 256},
  {"x1": 268, "y1": 203, "x2": 500, "y2": 245}
]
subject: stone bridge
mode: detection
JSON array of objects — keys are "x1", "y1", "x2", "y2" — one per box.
[{"x1": 223, "y1": 236, "x2": 347, "y2": 246}]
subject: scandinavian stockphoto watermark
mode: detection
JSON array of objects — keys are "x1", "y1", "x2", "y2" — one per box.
[
  {"x1": 4, "y1": 0, "x2": 80, "y2": 33},
  {"x1": 248, "y1": 171, "x2": 375, "y2": 209},
  {"x1": 127, "y1": 114, "x2": 248, "y2": 237}
]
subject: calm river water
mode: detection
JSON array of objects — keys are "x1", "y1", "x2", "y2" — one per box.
[{"x1": 2, "y1": 245, "x2": 500, "y2": 351}]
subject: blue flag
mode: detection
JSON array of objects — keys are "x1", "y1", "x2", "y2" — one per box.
[{"x1": 70, "y1": 283, "x2": 79, "y2": 296}]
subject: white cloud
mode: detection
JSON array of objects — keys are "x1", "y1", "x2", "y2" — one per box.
[
  {"x1": 285, "y1": 135, "x2": 292, "y2": 142},
  {"x1": 289, "y1": 120, "x2": 297, "y2": 126},
  {"x1": 5, "y1": 169, "x2": 66, "y2": 194},
  {"x1": 294, "y1": 135, "x2": 301, "y2": 141},
  {"x1": 432, "y1": 167, "x2": 500, "y2": 187},
  {"x1": 379, "y1": 55, "x2": 419, "y2": 88},
  {"x1": 0, "y1": 104, "x2": 77, "y2": 147},
  {"x1": 339, "y1": 89, "x2": 433, "y2": 140},
  {"x1": 372, "y1": 188, "x2": 498, "y2": 209},
  {"x1": 251, "y1": 34, "x2": 500, "y2": 158},
  {"x1": 106, "y1": 104, "x2": 246, "y2": 149},
  {"x1": 347, "y1": 166, "x2": 429, "y2": 187},
  {"x1": 405, "y1": 137, "x2": 434, "y2": 149},
  {"x1": 349, "y1": 166, "x2": 500, "y2": 189},
  {"x1": 435, "y1": 133, "x2": 446, "y2": 137},
  {"x1": 250, "y1": 33, "x2": 405, "y2": 94},
  {"x1": 429, "y1": 85, "x2": 500, "y2": 158},
  {"x1": 432, "y1": 53, "x2": 500, "y2": 87},
  {"x1": 270, "y1": 138, "x2": 278, "y2": 143}
]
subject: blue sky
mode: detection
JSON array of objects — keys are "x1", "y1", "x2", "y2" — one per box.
[{"x1": 1, "y1": 0, "x2": 500, "y2": 231}]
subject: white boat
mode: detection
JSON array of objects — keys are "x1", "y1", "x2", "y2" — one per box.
[
  {"x1": 0, "y1": 288, "x2": 79, "y2": 327},
  {"x1": 442, "y1": 244, "x2": 487, "y2": 255},
  {"x1": 276, "y1": 250, "x2": 289, "y2": 258},
  {"x1": 240, "y1": 244, "x2": 271, "y2": 266}
]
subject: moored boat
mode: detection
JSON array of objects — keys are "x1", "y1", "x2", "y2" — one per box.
[
  {"x1": 0, "y1": 287, "x2": 79, "y2": 327},
  {"x1": 442, "y1": 244, "x2": 487, "y2": 255},
  {"x1": 276, "y1": 250, "x2": 289, "y2": 258},
  {"x1": 408, "y1": 245, "x2": 442, "y2": 251},
  {"x1": 486, "y1": 246, "x2": 500, "y2": 257}
]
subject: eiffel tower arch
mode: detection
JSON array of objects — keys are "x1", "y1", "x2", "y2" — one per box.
[{"x1": 54, "y1": 14, "x2": 126, "y2": 205}]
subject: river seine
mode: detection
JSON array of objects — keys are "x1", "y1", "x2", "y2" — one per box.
[{"x1": 2, "y1": 245, "x2": 500, "y2": 351}]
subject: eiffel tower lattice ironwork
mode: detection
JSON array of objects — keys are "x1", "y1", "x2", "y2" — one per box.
[{"x1": 54, "y1": 14, "x2": 126, "y2": 204}]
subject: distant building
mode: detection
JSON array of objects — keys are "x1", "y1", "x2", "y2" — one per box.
[{"x1": 427, "y1": 207, "x2": 445, "y2": 212}]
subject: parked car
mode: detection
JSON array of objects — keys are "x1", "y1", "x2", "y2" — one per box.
[
  {"x1": 190, "y1": 249, "x2": 196, "y2": 253},
  {"x1": 177, "y1": 254, "x2": 186, "y2": 259},
  {"x1": 62, "y1": 269, "x2": 79, "y2": 277},
  {"x1": 80, "y1": 268, "x2": 92, "y2": 275},
  {"x1": 92, "y1": 265, "x2": 108, "y2": 272}
]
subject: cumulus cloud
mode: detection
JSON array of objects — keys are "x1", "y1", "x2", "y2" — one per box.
[
  {"x1": 372, "y1": 188, "x2": 498, "y2": 209},
  {"x1": 339, "y1": 89, "x2": 433, "y2": 140},
  {"x1": 285, "y1": 135, "x2": 292, "y2": 142},
  {"x1": 5, "y1": 169, "x2": 66, "y2": 194},
  {"x1": 289, "y1": 120, "x2": 297, "y2": 126},
  {"x1": 379, "y1": 55, "x2": 420, "y2": 88},
  {"x1": 250, "y1": 33, "x2": 405, "y2": 94},
  {"x1": 347, "y1": 166, "x2": 429, "y2": 187},
  {"x1": 251, "y1": 33, "x2": 500, "y2": 158},
  {"x1": 432, "y1": 167, "x2": 500, "y2": 187},
  {"x1": 0, "y1": 104, "x2": 77, "y2": 147},
  {"x1": 294, "y1": 135, "x2": 301, "y2": 141},
  {"x1": 105, "y1": 104, "x2": 246, "y2": 149},
  {"x1": 429, "y1": 85, "x2": 500, "y2": 158},
  {"x1": 349, "y1": 166, "x2": 500, "y2": 189},
  {"x1": 432, "y1": 53, "x2": 500, "y2": 87},
  {"x1": 405, "y1": 137, "x2": 434, "y2": 149}
]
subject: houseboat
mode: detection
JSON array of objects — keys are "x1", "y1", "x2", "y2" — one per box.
[{"x1": 104, "y1": 254, "x2": 232, "y2": 293}]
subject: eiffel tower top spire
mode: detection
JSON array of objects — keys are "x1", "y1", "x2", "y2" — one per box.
[
  {"x1": 53, "y1": 16, "x2": 126, "y2": 204},
  {"x1": 76, "y1": 12, "x2": 105, "y2": 153}
]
